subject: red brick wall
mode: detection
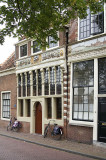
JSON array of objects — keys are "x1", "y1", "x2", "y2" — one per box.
[
  {"x1": 67, "y1": 125, "x2": 93, "y2": 144},
  {"x1": 20, "y1": 122, "x2": 30, "y2": 133},
  {"x1": 0, "y1": 72, "x2": 17, "y2": 128}
]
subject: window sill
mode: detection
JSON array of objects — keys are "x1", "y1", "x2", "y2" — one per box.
[{"x1": 69, "y1": 119, "x2": 94, "y2": 127}]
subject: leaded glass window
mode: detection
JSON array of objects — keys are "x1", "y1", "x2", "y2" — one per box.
[
  {"x1": 22, "y1": 73, "x2": 26, "y2": 97},
  {"x1": 33, "y1": 71, "x2": 36, "y2": 96},
  {"x1": 44, "y1": 69, "x2": 49, "y2": 95},
  {"x1": 50, "y1": 67, "x2": 55, "y2": 95},
  {"x1": 98, "y1": 57, "x2": 106, "y2": 94},
  {"x1": 27, "y1": 72, "x2": 30, "y2": 96},
  {"x1": 2, "y1": 92, "x2": 10, "y2": 119},
  {"x1": 79, "y1": 8, "x2": 104, "y2": 40},
  {"x1": 73, "y1": 60, "x2": 94, "y2": 121},
  {"x1": 38, "y1": 69, "x2": 42, "y2": 96},
  {"x1": 56, "y1": 66, "x2": 61, "y2": 94},
  {"x1": 18, "y1": 74, "x2": 21, "y2": 97}
]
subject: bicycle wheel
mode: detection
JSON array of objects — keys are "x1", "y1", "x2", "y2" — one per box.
[
  {"x1": 7, "y1": 124, "x2": 12, "y2": 131},
  {"x1": 13, "y1": 127, "x2": 18, "y2": 132},
  {"x1": 44, "y1": 126, "x2": 48, "y2": 138}
]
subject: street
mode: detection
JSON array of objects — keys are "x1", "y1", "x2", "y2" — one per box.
[{"x1": 0, "y1": 135, "x2": 96, "y2": 160}]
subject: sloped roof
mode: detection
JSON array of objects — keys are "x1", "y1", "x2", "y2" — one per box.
[{"x1": 0, "y1": 52, "x2": 15, "y2": 71}]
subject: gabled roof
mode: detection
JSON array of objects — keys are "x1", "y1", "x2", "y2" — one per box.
[{"x1": 0, "y1": 52, "x2": 15, "y2": 71}]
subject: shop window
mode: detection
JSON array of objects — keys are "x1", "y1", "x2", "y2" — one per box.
[
  {"x1": 33, "y1": 70, "x2": 36, "y2": 96},
  {"x1": 56, "y1": 66, "x2": 61, "y2": 94},
  {"x1": 2, "y1": 92, "x2": 10, "y2": 119},
  {"x1": 98, "y1": 57, "x2": 106, "y2": 94},
  {"x1": 46, "y1": 98, "x2": 52, "y2": 119},
  {"x1": 18, "y1": 74, "x2": 21, "y2": 97},
  {"x1": 20, "y1": 44, "x2": 27, "y2": 57},
  {"x1": 73, "y1": 60, "x2": 94, "y2": 121},
  {"x1": 50, "y1": 67, "x2": 55, "y2": 95},
  {"x1": 33, "y1": 41, "x2": 41, "y2": 53},
  {"x1": 56, "y1": 98, "x2": 62, "y2": 119},
  {"x1": 79, "y1": 8, "x2": 104, "y2": 40},
  {"x1": 22, "y1": 73, "x2": 26, "y2": 97},
  {"x1": 38, "y1": 69, "x2": 42, "y2": 96},
  {"x1": 44, "y1": 69, "x2": 49, "y2": 95},
  {"x1": 27, "y1": 72, "x2": 30, "y2": 96}
]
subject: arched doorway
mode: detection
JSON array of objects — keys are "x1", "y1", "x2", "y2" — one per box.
[{"x1": 35, "y1": 102, "x2": 42, "y2": 134}]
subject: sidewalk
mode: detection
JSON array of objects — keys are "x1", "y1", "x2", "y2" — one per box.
[{"x1": 0, "y1": 127, "x2": 106, "y2": 160}]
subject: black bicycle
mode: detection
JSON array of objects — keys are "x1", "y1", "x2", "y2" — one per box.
[{"x1": 44, "y1": 120, "x2": 63, "y2": 140}]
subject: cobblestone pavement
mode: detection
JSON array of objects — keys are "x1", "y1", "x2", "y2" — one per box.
[
  {"x1": 0, "y1": 127, "x2": 106, "y2": 160},
  {"x1": 0, "y1": 135, "x2": 96, "y2": 160}
]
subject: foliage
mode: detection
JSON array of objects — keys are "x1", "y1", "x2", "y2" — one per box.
[{"x1": 0, "y1": 0, "x2": 105, "y2": 46}]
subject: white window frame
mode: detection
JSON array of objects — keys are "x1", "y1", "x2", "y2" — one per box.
[
  {"x1": 19, "y1": 42, "x2": 28, "y2": 59},
  {"x1": 1, "y1": 91, "x2": 11, "y2": 121},
  {"x1": 31, "y1": 40, "x2": 42, "y2": 55},
  {"x1": 46, "y1": 32, "x2": 59, "y2": 51},
  {"x1": 69, "y1": 62, "x2": 94, "y2": 127},
  {"x1": 78, "y1": 3, "x2": 106, "y2": 41}
]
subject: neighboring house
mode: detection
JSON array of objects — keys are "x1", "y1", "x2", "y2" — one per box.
[
  {"x1": 0, "y1": 3, "x2": 106, "y2": 145},
  {"x1": 67, "y1": 3, "x2": 106, "y2": 143},
  {"x1": 0, "y1": 52, "x2": 17, "y2": 128}
]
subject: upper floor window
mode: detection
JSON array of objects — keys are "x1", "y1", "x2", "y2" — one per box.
[
  {"x1": 79, "y1": 8, "x2": 104, "y2": 40},
  {"x1": 48, "y1": 35, "x2": 58, "y2": 49},
  {"x1": 33, "y1": 41, "x2": 41, "y2": 53},
  {"x1": 20, "y1": 44, "x2": 27, "y2": 57}
]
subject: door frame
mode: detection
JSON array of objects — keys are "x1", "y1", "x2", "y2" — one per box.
[{"x1": 31, "y1": 98, "x2": 44, "y2": 135}]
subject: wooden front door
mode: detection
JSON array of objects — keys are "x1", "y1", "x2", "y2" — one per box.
[{"x1": 35, "y1": 102, "x2": 42, "y2": 134}]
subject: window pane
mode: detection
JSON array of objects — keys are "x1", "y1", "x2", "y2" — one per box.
[
  {"x1": 33, "y1": 41, "x2": 41, "y2": 53},
  {"x1": 50, "y1": 67, "x2": 55, "y2": 95},
  {"x1": 56, "y1": 66, "x2": 61, "y2": 94},
  {"x1": 98, "y1": 57, "x2": 106, "y2": 94},
  {"x1": 38, "y1": 70, "x2": 42, "y2": 96},
  {"x1": 79, "y1": 7, "x2": 104, "y2": 39},
  {"x1": 2, "y1": 92, "x2": 10, "y2": 119},
  {"x1": 56, "y1": 98, "x2": 62, "y2": 119},
  {"x1": 27, "y1": 72, "x2": 30, "y2": 96},
  {"x1": 46, "y1": 98, "x2": 52, "y2": 119},
  {"x1": 48, "y1": 36, "x2": 58, "y2": 48},
  {"x1": 33, "y1": 71, "x2": 36, "y2": 96},
  {"x1": 20, "y1": 44, "x2": 27, "y2": 57},
  {"x1": 44, "y1": 69, "x2": 49, "y2": 95},
  {"x1": 73, "y1": 60, "x2": 94, "y2": 122}
]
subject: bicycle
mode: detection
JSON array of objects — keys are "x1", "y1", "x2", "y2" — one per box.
[
  {"x1": 7, "y1": 116, "x2": 22, "y2": 132},
  {"x1": 44, "y1": 120, "x2": 63, "y2": 140}
]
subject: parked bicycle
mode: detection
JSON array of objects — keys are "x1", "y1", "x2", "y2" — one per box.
[
  {"x1": 7, "y1": 116, "x2": 22, "y2": 132},
  {"x1": 44, "y1": 120, "x2": 63, "y2": 140}
]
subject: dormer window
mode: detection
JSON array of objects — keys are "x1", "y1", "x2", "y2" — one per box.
[
  {"x1": 20, "y1": 44, "x2": 27, "y2": 57},
  {"x1": 79, "y1": 7, "x2": 104, "y2": 40}
]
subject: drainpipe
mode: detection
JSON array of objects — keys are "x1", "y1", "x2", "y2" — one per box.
[{"x1": 64, "y1": 26, "x2": 69, "y2": 139}]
